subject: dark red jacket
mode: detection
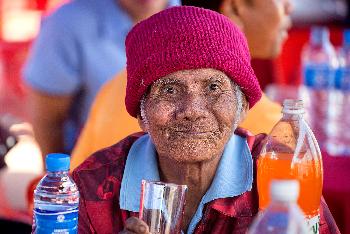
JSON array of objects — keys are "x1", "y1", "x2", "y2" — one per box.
[{"x1": 72, "y1": 130, "x2": 340, "y2": 234}]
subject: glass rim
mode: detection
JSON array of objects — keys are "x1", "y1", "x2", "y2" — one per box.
[{"x1": 141, "y1": 180, "x2": 188, "y2": 189}]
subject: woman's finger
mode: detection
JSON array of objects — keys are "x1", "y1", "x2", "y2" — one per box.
[{"x1": 124, "y1": 217, "x2": 150, "y2": 233}]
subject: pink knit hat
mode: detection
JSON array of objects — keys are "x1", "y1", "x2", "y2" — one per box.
[{"x1": 125, "y1": 6, "x2": 262, "y2": 118}]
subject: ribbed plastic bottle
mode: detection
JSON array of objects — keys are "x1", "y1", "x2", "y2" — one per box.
[
  {"x1": 257, "y1": 99, "x2": 323, "y2": 234},
  {"x1": 32, "y1": 153, "x2": 79, "y2": 233},
  {"x1": 249, "y1": 180, "x2": 308, "y2": 234},
  {"x1": 327, "y1": 29, "x2": 350, "y2": 156},
  {"x1": 301, "y1": 26, "x2": 338, "y2": 149}
]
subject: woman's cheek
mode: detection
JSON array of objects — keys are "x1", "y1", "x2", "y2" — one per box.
[
  {"x1": 212, "y1": 95, "x2": 237, "y2": 127},
  {"x1": 146, "y1": 100, "x2": 176, "y2": 125}
]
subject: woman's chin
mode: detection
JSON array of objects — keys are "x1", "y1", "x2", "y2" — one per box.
[{"x1": 161, "y1": 145, "x2": 222, "y2": 164}]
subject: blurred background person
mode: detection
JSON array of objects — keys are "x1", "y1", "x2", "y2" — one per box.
[
  {"x1": 70, "y1": 0, "x2": 292, "y2": 169},
  {"x1": 22, "y1": 0, "x2": 180, "y2": 161}
]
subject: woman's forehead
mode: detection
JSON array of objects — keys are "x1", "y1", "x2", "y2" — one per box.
[{"x1": 153, "y1": 68, "x2": 232, "y2": 86}]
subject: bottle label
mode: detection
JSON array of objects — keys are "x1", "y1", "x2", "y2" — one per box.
[
  {"x1": 33, "y1": 208, "x2": 78, "y2": 234},
  {"x1": 335, "y1": 67, "x2": 350, "y2": 91},
  {"x1": 307, "y1": 214, "x2": 320, "y2": 234},
  {"x1": 303, "y1": 64, "x2": 335, "y2": 89}
]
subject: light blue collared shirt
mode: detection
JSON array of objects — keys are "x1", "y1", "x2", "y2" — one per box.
[{"x1": 120, "y1": 133, "x2": 253, "y2": 234}]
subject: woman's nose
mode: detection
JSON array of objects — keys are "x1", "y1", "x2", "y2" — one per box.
[{"x1": 176, "y1": 93, "x2": 209, "y2": 121}]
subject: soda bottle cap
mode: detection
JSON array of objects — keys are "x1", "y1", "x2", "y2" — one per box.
[
  {"x1": 282, "y1": 99, "x2": 305, "y2": 115},
  {"x1": 45, "y1": 153, "x2": 70, "y2": 172},
  {"x1": 310, "y1": 26, "x2": 329, "y2": 46},
  {"x1": 270, "y1": 180, "x2": 299, "y2": 202}
]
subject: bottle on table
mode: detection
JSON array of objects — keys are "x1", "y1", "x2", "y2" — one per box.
[
  {"x1": 301, "y1": 26, "x2": 338, "y2": 149},
  {"x1": 327, "y1": 29, "x2": 350, "y2": 156},
  {"x1": 32, "y1": 153, "x2": 79, "y2": 234},
  {"x1": 249, "y1": 180, "x2": 308, "y2": 234},
  {"x1": 257, "y1": 99, "x2": 323, "y2": 233}
]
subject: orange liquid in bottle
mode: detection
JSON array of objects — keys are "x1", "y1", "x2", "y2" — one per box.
[{"x1": 257, "y1": 152, "x2": 322, "y2": 218}]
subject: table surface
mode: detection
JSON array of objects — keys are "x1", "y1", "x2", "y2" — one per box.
[{"x1": 0, "y1": 143, "x2": 349, "y2": 233}]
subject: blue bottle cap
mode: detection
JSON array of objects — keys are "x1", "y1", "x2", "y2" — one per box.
[
  {"x1": 310, "y1": 26, "x2": 329, "y2": 46},
  {"x1": 45, "y1": 153, "x2": 70, "y2": 172},
  {"x1": 344, "y1": 29, "x2": 350, "y2": 46}
]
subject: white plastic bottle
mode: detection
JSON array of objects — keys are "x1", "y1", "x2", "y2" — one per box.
[
  {"x1": 249, "y1": 180, "x2": 308, "y2": 234},
  {"x1": 327, "y1": 29, "x2": 350, "y2": 156},
  {"x1": 32, "y1": 153, "x2": 79, "y2": 233},
  {"x1": 301, "y1": 26, "x2": 338, "y2": 149}
]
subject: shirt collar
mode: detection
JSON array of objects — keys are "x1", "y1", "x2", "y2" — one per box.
[
  {"x1": 119, "y1": 133, "x2": 253, "y2": 233},
  {"x1": 120, "y1": 134, "x2": 159, "y2": 211}
]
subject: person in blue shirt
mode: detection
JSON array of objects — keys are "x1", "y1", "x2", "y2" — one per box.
[{"x1": 23, "y1": 0, "x2": 179, "y2": 160}]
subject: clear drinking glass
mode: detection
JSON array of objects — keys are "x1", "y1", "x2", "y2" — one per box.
[{"x1": 139, "y1": 180, "x2": 187, "y2": 234}]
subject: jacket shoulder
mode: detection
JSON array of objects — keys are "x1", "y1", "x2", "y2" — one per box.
[
  {"x1": 73, "y1": 133, "x2": 144, "y2": 232},
  {"x1": 74, "y1": 132, "x2": 144, "y2": 172},
  {"x1": 72, "y1": 132, "x2": 145, "y2": 200}
]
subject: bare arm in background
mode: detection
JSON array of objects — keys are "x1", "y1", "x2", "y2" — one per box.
[
  {"x1": 27, "y1": 88, "x2": 73, "y2": 162},
  {"x1": 290, "y1": 0, "x2": 347, "y2": 25}
]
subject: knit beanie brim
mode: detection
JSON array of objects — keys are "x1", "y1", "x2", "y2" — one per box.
[{"x1": 125, "y1": 6, "x2": 262, "y2": 118}]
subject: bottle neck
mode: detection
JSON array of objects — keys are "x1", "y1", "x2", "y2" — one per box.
[
  {"x1": 270, "y1": 200, "x2": 297, "y2": 210},
  {"x1": 282, "y1": 112, "x2": 303, "y2": 121},
  {"x1": 310, "y1": 28, "x2": 330, "y2": 47},
  {"x1": 46, "y1": 170, "x2": 69, "y2": 177},
  {"x1": 281, "y1": 105, "x2": 305, "y2": 120},
  {"x1": 311, "y1": 37, "x2": 330, "y2": 48},
  {"x1": 282, "y1": 100, "x2": 304, "y2": 119}
]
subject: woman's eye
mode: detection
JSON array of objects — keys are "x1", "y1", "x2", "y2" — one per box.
[
  {"x1": 162, "y1": 86, "x2": 176, "y2": 94},
  {"x1": 209, "y1": 83, "x2": 220, "y2": 91}
]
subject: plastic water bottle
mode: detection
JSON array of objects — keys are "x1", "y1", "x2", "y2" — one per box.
[
  {"x1": 326, "y1": 29, "x2": 350, "y2": 156},
  {"x1": 257, "y1": 99, "x2": 323, "y2": 233},
  {"x1": 249, "y1": 180, "x2": 308, "y2": 234},
  {"x1": 32, "y1": 153, "x2": 79, "y2": 233},
  {"x1": 301, "y1": 26, "x2": 338, "y2": 149}
]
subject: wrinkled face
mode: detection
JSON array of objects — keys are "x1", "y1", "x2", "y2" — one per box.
[
  {"x1": 239, "y1": 0, "x2": 292, "y2": 58},
  {"x1": 118, "y1": 0, "x2": 168, "y2": 22},
  {"x1": 141, "y1": 68, "x2": 245, "y2": 163}
]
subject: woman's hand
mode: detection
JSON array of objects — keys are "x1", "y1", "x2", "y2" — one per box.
[{"x1": 120, "y1": 217, "x2": 150, "y2": 234}]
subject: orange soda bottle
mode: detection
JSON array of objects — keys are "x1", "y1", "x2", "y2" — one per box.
[{"x1": 257, "y1": 99, "x2": 323, "y2": 234}]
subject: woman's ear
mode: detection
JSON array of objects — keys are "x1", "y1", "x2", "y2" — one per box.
[
  {"x1": 220, "y1": 0, "x2": 245, "y2": 29},
  {"x1": 137, "y1": 115, "x2": 148, "y2": 132}
]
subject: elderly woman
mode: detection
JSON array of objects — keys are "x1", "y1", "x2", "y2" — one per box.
[{"x1": 73, "y1": 6, "x2": 338, "y2": 234}]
